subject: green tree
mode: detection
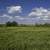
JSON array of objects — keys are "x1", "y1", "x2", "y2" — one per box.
[{"x1": 6, "y1": 21, "x2": 18, "y2": 27}]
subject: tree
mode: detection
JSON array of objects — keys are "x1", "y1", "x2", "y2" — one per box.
[
  {"x1": 6, "y1": 21, "x2": 18, "y2": 26},
  {"x1": 11, "y1": 21, "x2": 18, "y2": 26}
]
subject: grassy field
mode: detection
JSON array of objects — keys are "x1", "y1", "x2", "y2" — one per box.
[{"x1": 0, "y1": 27, "x2": 50, "y2": 50}]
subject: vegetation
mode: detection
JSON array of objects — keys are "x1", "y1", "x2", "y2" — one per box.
[
  {"x1": 0, "y1": 27, "x2": 50, "y2": 50},
  {"x1": 0, "y1": 21, "x2": 50, "y2": 50},
  {"x1": 35, "y1": 23, "x2": 50, "y2": 27},
  {"x1": 6, "y1": 21, "x2": 18, "y2": 27},
  {"x1": 0, "y1": 21, "x2": 50, "y2": 27}
]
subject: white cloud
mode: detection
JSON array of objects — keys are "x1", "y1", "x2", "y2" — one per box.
[
  {"x1": 0, "y1": 14, "x2": 13, "y2": 23},
  {"x1": 28, "y1": 7, "x2": 50, "y2": 20},
  {"x1": 0, "y1": 14, "x2": 13, "y2": 19},
  {"x1": 27, "y1": 7, "x2": 50, "y2": 24},
  {"x1": 7, "y1": 6, "x2": 22, "y2": 14},
  {"x1": 15, "y1": 16, "x2": 24, "y2": 20},
  {"x1": 1, "y1": 7, "x2": 50, "y2": 24},
  {"x1": 15, "y1": 16, "x2": 20, "y2": 18}
]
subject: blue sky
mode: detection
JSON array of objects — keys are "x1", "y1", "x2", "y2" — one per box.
[{"x1": 0, "y1": 0, "x2": 50, "y2": 24}]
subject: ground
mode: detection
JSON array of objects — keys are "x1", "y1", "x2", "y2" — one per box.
[{"x1": 0, "y1": 27, "x2": 50, "y2": 50}]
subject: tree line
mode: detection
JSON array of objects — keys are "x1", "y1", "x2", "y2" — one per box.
[{"x1": 0, "y1": 21, "x2": 50, "y2": 27}]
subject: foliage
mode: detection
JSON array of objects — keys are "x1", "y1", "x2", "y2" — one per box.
[
  {"x1": 0, "y1": 22, "x2": 50, "y2": 27},
  {"x1": 6, "y1": 21, "x2": 18, "y2": 26},
  {"x1": 35, "y1": 23, "x2": 50, "y2": 27}
]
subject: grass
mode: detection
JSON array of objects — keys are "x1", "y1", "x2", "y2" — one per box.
[{"x1": 0, "y1": 27, "x2": 50, "y2": 50}]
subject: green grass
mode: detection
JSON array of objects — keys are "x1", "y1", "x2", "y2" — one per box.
[{"x1": 0, "y1": 27, "x2": 50, "y2": 50}]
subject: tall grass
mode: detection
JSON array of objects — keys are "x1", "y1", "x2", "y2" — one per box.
[{"x1": 0, "y1": 27, "x2": 50, "y2": 50}]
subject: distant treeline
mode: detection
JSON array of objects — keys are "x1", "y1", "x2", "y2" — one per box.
[
  {"x1": 0, "y1": 21, "x2": 29, "y2": 27},
  {"x1": 35, "y1": 23, "x2": 50, "y2": 27},
  {"x1": 0, "y1": 21, "x2": 50, "y2": 27}
]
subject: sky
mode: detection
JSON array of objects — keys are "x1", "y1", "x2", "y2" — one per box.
[{"x1": 0, "y1": 0, "x2": 50, "y2": 24}]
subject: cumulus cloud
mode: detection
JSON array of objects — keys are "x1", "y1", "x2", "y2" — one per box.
[
  {"x1": 0, "y1": 14, "x2": 13, "y2": 23},
  {"x1": 7, "y1": 6, "x2": 22, "y2": 14},
  {"x1": 0, "y1": 6, "x2": 50, "y2": 24},
  {"x1": 15, "y1": 16, "x2": 25, "y2": 20},
  {"x1": 28, "y1": 7, "x2": 50, "y2": 20},
  {"x1": 0, "y1": 14, "x2": 12, "y2": 19},
  {"x1": 0, "y1": 14, "x2": 12, "y2": 23}
]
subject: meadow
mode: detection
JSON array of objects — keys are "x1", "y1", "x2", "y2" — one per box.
[{"x1": 0, "y1": 27, "x2": 50, "y2": 50}]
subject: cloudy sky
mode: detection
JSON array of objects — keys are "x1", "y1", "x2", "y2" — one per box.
[{"x1": 0, "y1": 0, "x2": 50, "y2": 24}]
